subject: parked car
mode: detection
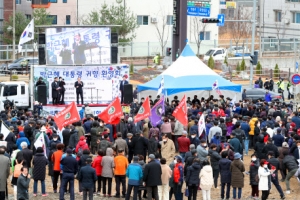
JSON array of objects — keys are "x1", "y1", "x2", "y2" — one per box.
[
  {"x1": 203, "y1": 48, "x2": 227, "y2": 61},
  {"x1": 8, "y1": 57, "x2": 39, "y2": 72},
  {"x1": 228, "y1": 46, "x2": 250, "y2": 54},
  {"x1": 245, "y1": 88, "x2": 282, "y2": 102}
]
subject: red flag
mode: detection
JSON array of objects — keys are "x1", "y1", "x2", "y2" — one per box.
[
  {"x1": 54, "y1": 102, "x2": 80, "y2": 130},
  {"x1": 172, "y1": 95, "x2": 188, "y2": 126},
  {"x1": 134, "y1": 97, "x2": 151, "y2": 123},
  {"x1": 98, "y1": 97, "x2": 123, "y2": 125}
]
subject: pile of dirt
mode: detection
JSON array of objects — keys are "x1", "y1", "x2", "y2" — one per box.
[{"x1": 131, "y1": 67, "x2": 161, "y2": 83}]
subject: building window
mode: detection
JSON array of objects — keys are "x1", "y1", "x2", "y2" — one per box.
[
  {"x1": 27, "y1": 0, "x2": 31, "y2": 1},
  {"x1": 63, "y1": 0, "x2": 67, "y2": 2},
  {"x1": 166, "y1": 15, "x2": 173, "y2": 25},
  {"x1": 287, "y1": 0, "x2": 300, "y2": 2},
  {"x1": 48, "y1": 15, "x2": 57, "y2": 24},
  {"x1": 274, "y1": 11, "x2": 282, "y2": 22},
  {"x1": 66, "y1": 15, "x2": 70, "y2": 24},
  {"x1": 49, "y1": 0, "x2": 57, "y2": 2},
  {"x1": 25, "y1": 14, "x2": 31, "y2": 20},
  {"x1": 270, "y1": 38, "x2": 276, "y2": 47},
  {"x1": 137, "y1": 16, "x2": 149, "y2": 25},
  {"x1": 293, "y1": 12, "x2": 300, "y2": 23},
  {"x1": 199, "y1": 31, "x2": 211, "y2": 40},
  {"x1": 16, "y1": 0, "x2": 21, "y2": 4}
]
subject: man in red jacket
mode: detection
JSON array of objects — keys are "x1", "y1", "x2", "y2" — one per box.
[
  {"x1": 177, "y1": 131, "x2": 190, "y2": 162},
  {"x1": 92, "y1": 149, "x2": 104, "y2": 194}
]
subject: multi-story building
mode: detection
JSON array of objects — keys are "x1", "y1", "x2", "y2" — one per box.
[{"x1": 17, "y1": 0, "x2": 77, "y2": 25}]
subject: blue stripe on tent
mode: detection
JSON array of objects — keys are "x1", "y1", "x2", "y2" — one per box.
[
  {"x1": 137, "y1": 75, "x2": 242, "y2": 95},
  {"x1": 180, "y1": 44, "x2": 195, "y2": 57}
]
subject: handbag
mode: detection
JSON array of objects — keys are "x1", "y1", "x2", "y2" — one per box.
[{"x1": 184, "y1": 188, "x2": 189, "y2": 197}]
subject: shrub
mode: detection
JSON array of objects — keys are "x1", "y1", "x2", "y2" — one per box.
[
  {"x1": 236, "y1": 62, "x2": 241, "y2": 74},
  {"x1": 274, "y1": 63, "x2": 279, "y2": 78},
  {"x1": 256, "y1": 61, "x2": 262, "y2": 75},
  {"x1": 240, "y1": 59, "x2": 246, "y2": 71},
  {"x1": 224, "y1": 56, "x2": 228, "y2": 66},
  {"x1": 12, "y1": 74, "x2": 18, "y2": 80},
  {"x1": 130, "y1": 62, "x2": 134, "y2": 75},
  {"x1": 208, "y1": 55, "x2": 215, "y2": 69}
]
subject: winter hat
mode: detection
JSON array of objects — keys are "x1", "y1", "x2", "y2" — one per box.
[
  {"x1": 80, "y1": 136, "x2": 85, "y2": 141},
  {"x1": 175, "y1": 155, "x2": 183, "y2": 162},
  {"x1": 282, "y1": 142, "x2": 289, "y2": 148},
  {"x1": 66, "y1": 148, "x2": 73, "y2": 154},
  {"x1": 148, "y1": 154, "x2": 155, "y2": 159},
  {"x1": 234, "y1": 153, "x2": 242, "y2": 159},
  {"x1": 133, "y1": 156, "x2": 139, "y2": 162}
]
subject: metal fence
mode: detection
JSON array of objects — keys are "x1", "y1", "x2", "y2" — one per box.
[{"x1": 0, "y1": 38, "x2": 300, "y2": 61}]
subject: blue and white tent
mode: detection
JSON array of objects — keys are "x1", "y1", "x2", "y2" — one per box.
[{"x1": 137, "y1": 44, "x2": 242, "y2": 97}]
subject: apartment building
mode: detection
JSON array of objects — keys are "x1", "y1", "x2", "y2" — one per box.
[{"x1": 16, "y1": 0, "x2": 77, "y2": 25}]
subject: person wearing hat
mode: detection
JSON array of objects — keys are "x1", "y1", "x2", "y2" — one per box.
[
  {"x1": 267, "y1": 152, "x2": 285, "y2": 199},
  {"x1": 262, "y1": 138, "x2": 279, "y2": 158},
  {"x1": 258, "y1": 159, "x2": 275, "y2": 200},
  {"x1": 77, "y1": 157, "x2": 97, "y2": 200},
  {"x1": 125, "y1": 156, "x2": 143, "y2": 200},
  {"x1": 230, "y1": 152, "x2": 245, "y2": 200},
  {"x1": 59, "y1": 148, "x2": 78, "y2": 200},
  {"x1": 119, "y1": 75, "x2": 129, "y2": 103},
  {"x1": 143, "y1": 154, "x2": 162, "y2": 200},
  {"x1": 114, "y1": 149, "x2": 129, "y2": 198},
  {"x1": 177, "y1": 131, "x2": 190, "y2": 162}
]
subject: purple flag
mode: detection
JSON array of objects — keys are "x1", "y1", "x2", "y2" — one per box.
[{"x1": 150, "y1": 98, "x2": 165, "y2": 127}]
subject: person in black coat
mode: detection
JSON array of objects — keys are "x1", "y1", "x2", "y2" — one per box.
[
  {"x1": 119, "y1": 75, "x2": 129, "y2": 103},
  {"x1": 78, "y1": 149, "x2": 92, "y2": 193},
  {"x1": 69, "y1": 126, "x2": 79, "y2": 149},
  {"x1": 184, "y1": 149, "x2": 198, "y2": 177},
  {"x1": 186, "y1": 158, "x2": 201, "y2": 200},
  {"x1": 5, "y1": 127, "x2": 16, "y2": 155},
  {"x1": 262, "y1": 138, "x2": 279, "y2": 158},
  {"x1": 17, "y1": 143, "x2": 33, "y2": 170},
  {"x1": 32, "y1": 147, "x2": 48, "y2": 195},
  {"x1": 143, "y1": 154, "x2": 162, "y2": 200},
  {"x1": 77, "y1": 158, "x2": 97, "y2": 200},
  {"x1": 249, "y1": 154, "x2": 259, "y2": 199},
  {"x1": 219, "y1": 151, "x2": 232, "y2": 200},
  {"x1": 254, "y1": 134, "x2": 266, "y2": 160},
  {"x1": 62, "y1": 126, "x2": 71, "y2": 148},
  {"x1": 147, "y1": 135, "x2": 159, "y2": 156},
  {"x1": 267, "y1": 152, "x2": 285, "y2": 199},
  {"x1": 209, "y1": 143, "x2": 222, "y2": 188},
  {"x1": 74, "y1": 77, "x2": 84, "y2": 105},
  {"x1": 51, "y1": 77, "x2": 59, "y2": 105},
  {"x1": 131, "y1": 132, "x2": 148, "y2": 157}
]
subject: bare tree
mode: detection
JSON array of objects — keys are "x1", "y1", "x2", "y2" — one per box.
[
  {"x1": 274, "y1": 9, "x2": 288, "y2": 56},
  {"x1": 229, "y1": 6, "x2": 252, "y2": 48},
  {"x1": 192, "y1": 17, "x2": 207, "y2": 56},
  {"x1": 154, "y1": 9, "x2": 171, "y2": 56}
]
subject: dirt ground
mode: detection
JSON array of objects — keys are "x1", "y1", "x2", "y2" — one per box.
[{"x1": 6, "y1": 150, "x2": 300, "y2": 199}]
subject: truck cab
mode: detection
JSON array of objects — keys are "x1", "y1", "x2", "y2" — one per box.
[{"x1": 0, "y1": 81, "x2": 30, "y2": 110}]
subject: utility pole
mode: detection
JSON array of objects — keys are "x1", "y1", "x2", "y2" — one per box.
[
  {"x1": 249, "y1": 0, "x2": 257, "y2": 88},
  {"x1": 13, "y1": 0, "x2": 15, "y2": 60}
]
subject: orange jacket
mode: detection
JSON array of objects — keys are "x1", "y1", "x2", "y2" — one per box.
[
  {"x1": 51, "y1": 150, "x2": 63, "y2": 171},
  {"x1": 114, "y1": 155, "x2": 128, "y2": 175}
]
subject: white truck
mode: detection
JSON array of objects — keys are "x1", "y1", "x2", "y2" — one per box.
[{"x1": 0, "y1": 81, "x2": 32, "y2": 111}]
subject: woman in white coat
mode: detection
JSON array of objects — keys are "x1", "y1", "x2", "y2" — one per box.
[
  {"x1": 258, "y1": 159, "x2": 275, "y2": 200},
  {"x1": 199, "y1": 160, "x2": 214, "y2": 200}
]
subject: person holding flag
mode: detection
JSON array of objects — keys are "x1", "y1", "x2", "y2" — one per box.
[{"x1": 134, "y1": 97, "x2": 151, "y2": 124}]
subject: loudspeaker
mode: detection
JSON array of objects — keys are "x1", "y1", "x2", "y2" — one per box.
[
  {"x1": 38, "y1": 47, "x2": 46, "y2": 65},
  {"x1": 111, "y1": 33, "x2": 118, "y2": 43},
  {"x1": 38, "y1": 34, "x2": 46, "y2": 44},
  {"x1": 123, "y1": 84, "x2": 133, "y2": 104},
  {"x1": 111, "y1": 46, "x2": 118, "y2": 64},
  {"x1": 37, "y1": 85, "x2": 47, "y2": 105}
]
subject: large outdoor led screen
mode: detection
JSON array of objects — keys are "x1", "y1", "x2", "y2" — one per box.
[{"x1": 46, "y1": 27, "x2": 111, "y2": 65}]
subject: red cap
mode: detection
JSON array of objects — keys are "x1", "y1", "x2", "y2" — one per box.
[{"x1": 264, "y1": 161, "x2": 269, "y2": 165}]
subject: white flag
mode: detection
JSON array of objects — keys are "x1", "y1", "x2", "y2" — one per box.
[
  {"x1": 34, "y1": 133, "x2": 47, "y2": 158},
  {"x1": 157, "y1": 76, "x2": 164, "y2": 96},
  {"x1": 18, "y1": 19, "x2": 34, "y2": 53},
  {"x1": 1, "y1": 121, "x2": 10, "y2": 140},
  {"x1": 231, "y1": 94, "x2": 237, "y2": 105},
  {"x1": 198, "y1": 114, "x2": 206, "y2": 137}
]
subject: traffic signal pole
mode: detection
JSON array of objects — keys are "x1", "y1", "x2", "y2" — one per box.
[{"x1": 249, "y1": 0, "x2": 257, "y2": 88}]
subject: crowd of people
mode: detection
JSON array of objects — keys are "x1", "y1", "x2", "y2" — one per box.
[{"x1": 1, "y1": 93, "x2": 300, "y2": 200}]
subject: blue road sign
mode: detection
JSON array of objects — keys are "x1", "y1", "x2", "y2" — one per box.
[
  {"x1": 217, "y1": 14, "x2": 225, "y2": 26},
  {"x1": 187, "y1": 7, "x2": 210, "y2": 17},
  {"x1": 291, "y1": 74, "x2": 300, "y2": 84},
  {"x1": 296, "y1": 61, "x2": 299, "y2": 70}
]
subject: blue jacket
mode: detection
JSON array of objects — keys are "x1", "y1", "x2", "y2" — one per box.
[
  {"x1": 240, "y1": 122, "x2": 250, "y2": 138},
  {"x1": 79, "y1": 108, "x2": 85, "y2": 120},
  {"x1": 126, "y1": 163, "x2": 143, "y2": 185},
  {"x1": 233, "y1": 106, "x2": 241, "y2": 114},
  {"x1": 229, "y1": 137, "x2": 242, "y2": 154},
  {"x1": 272, "y1": 134, "x2": 284, "y2": 147},
  {"x1": 292, "y1": 116, "x2": 300, "y2": 129},
  {"x1": 265, "y1": 93, "x2": 272, "y2": 102},
  {"x1": 83, "y1": 120, "x2": 92, "y2": 133},
  {"x1": 190, "y1": 125, "x2": 198, "y2": 135},
  {"x1": 210, "y1": 136, "x2": 221, "y2": 146},
  {"x1": 77, "y1": 164, "x2": 97, "y2": 188},
  {"x1": 16, "y1": 132, "x2": 30, "y2": 150}
]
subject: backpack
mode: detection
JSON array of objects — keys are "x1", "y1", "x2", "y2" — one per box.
[
  {"x1": 13, "y1": 160, "x2": 23, "y2": 178},
  {"x1": 173, "y1": 163, "x2": 183, "y2": 183},
  {"x1": 77, "y1": 147, "x2": 83, "y2": 157}
]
